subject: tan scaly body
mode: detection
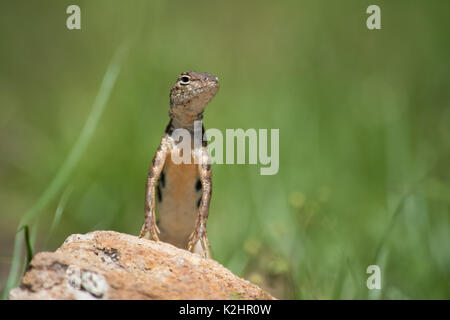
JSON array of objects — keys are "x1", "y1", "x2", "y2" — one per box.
[{"x1": 139, "y1": 71, "x2": 219, "y2": 258}]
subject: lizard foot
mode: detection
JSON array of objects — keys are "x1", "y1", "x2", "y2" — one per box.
[
  {"x1": 139, "y1": 222, "x2": 160, "y2": 241},
  {"x1": 188, "y1": 229, "x2": 210, "y2": 259}
]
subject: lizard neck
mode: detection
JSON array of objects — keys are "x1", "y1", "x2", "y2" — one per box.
[
  {"x1": 165, "y1": 118, "x2": 205, "y2": 138},
  {"x1": 168, "y1": 108, "x2": 204, "y2": 132}
]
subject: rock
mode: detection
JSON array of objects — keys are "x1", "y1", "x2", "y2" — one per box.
[{"x1": 8, "y1": 230, "x2": 274, "y2": 300}]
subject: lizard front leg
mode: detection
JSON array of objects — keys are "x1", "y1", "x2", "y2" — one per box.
[
  {"x1": 139, "y1": 136, "x2": 170, "y2": 241},
  {"x1": 188, "y1": 147, "x2": 212, "y2": 258}
]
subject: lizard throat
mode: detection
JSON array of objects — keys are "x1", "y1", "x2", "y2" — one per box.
[{"x1": 168, "y1": 110, "x2": 204, "y2": 131}]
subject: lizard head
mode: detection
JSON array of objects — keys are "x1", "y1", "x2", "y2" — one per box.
[{"x1": 169, "y1": 71, "x2": 219, "y2": 127}]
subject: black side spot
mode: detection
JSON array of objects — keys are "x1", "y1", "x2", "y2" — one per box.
[
  {"x1": 195, "y1": 178, "x2": 202, "y2": 191},
  {"x1": 156, "y1": 184, "x2": 162, "y2": 202},
  {"x1": 160, "y1": 171, "x2": 166, "y2": 188},
  {"x1": 165, "y1": 119, "x2": 174, "y2": 134}
]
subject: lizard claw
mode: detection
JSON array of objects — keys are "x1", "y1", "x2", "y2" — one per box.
[
  {"x1": 187, "y1": 230, "x2": 199, "y2": 252},
  {"x1": 139, "y1": 222, "x2": 160, "y2": 241},
  {"x1": 188, "y1": 228, "x2": 209, "y2": 258}
]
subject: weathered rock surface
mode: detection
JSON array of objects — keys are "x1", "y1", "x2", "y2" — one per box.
[{"x1": 9, "y1": 230, "x2": 274, "y2": 300}]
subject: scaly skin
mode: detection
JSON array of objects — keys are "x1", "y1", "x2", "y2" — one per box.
[{"x1": 139, "y1": 71, "x2": 219, "y2": 258}]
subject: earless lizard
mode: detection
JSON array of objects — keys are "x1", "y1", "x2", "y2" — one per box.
[{"x1": 139, "y1": 71, "x2": 219, "y2": 258}]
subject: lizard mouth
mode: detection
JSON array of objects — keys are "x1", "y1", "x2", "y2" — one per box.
[
  {"x1": 191, "y1": 82, "x2": 219, "y2": 96},
  {"x1": 175, "y1": 82, "x2": 219, "y2": 103}
]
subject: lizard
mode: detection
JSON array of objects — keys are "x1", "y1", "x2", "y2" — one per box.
[{"x1": 139, "y1": 71, "x2": 220, "y2": 258}]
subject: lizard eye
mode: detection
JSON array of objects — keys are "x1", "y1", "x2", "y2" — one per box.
[{"x1": 180, "y1": 75, "x2": 190, "y2": 85}]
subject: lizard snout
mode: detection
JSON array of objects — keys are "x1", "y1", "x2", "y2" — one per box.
[{"x1": 201, "y1": 73, "x2": 220, "y2": 84}]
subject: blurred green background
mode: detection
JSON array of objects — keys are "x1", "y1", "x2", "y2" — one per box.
[{"x1": 1, "y1": 0, "x2": 449, "y2": 299}]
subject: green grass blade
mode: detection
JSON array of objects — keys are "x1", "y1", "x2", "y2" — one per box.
[
  {"x1": 45, "y1": 185, "x2": 73, "y2": 248},
  {"x1": 1, "y1": 233, "x2": 23, "y2": 299},
  {"x1": 18, "y1": 47, "x2": 125, "y2": 229},
  {"x1": 23, "y1": 226, "x2": 33, "y2": 267},
  {"x1": 1, "y1": 44, "x2": 127, "y2": 299}
]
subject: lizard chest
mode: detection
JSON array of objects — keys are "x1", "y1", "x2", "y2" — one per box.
[{"x1": 156, "y1": 154, "x2": 202, "y2": 244}]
